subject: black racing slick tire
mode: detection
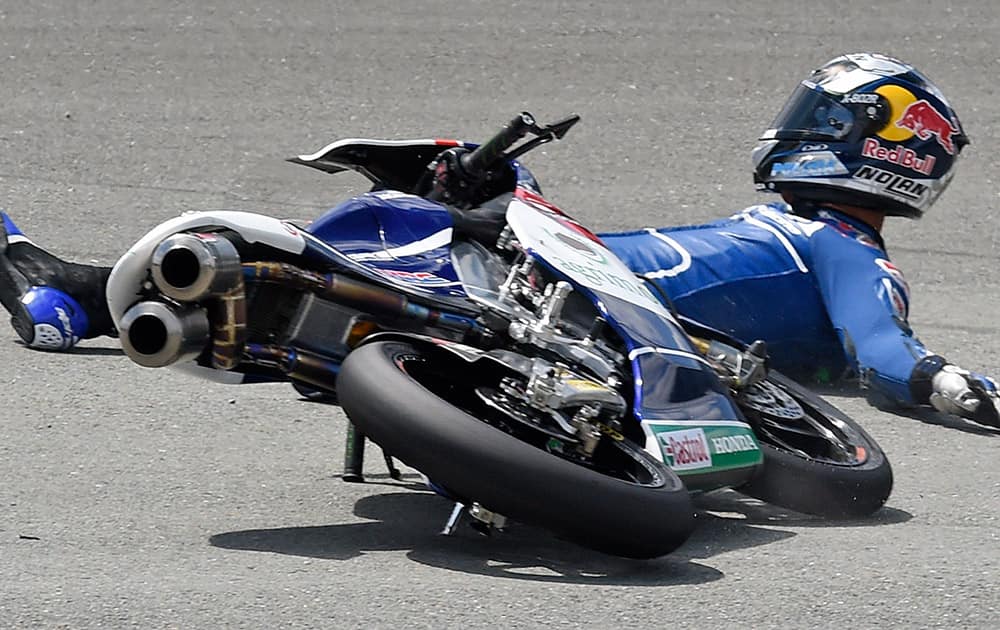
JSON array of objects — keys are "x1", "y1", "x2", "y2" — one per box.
[
  {"x1": 337, "y1": 340, "x2": 695, "y2": 559},
  {"x1": 738, "y1": 371, "x2": 893, "y2": 518}
]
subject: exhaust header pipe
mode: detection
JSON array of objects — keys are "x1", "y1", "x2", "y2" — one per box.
[
  {"x1": 151, "y1": 233, "x2": 242, "y2": 302},
  {"x1": 119, "y1": 301, "x2": 210, "y2": 368}
]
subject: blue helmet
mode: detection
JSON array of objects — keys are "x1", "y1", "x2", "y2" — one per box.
[{"x1": 752, "y1": 53, "x2": 968, "y2": 218}]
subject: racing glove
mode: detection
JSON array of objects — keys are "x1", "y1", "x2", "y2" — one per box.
[
  {"x1": 911, "y1": 356, "x2": 1000, "y2": 428},
  {"x1": 0, "y1": 212, "x2": 115, "y2": 350}
]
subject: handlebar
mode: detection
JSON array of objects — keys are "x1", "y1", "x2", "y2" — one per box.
[
  {"x1": 459, "y1": 112, "x2": 536, "y2": 177},
  {"x1": 424, "y1": 111, "x2": 579, "y2": 207}
]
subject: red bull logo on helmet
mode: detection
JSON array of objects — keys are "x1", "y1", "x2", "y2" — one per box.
[
  {"x1": 895, "y1": 100, "x2": 959, "y2": 155},
  {"x1": 861, "y1": 138, "x2": 936, "y2": 175}
]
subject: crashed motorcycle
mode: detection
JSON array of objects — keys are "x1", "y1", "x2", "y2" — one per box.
[{"x1": 107, "y1": 113, "x2": 892, "y2": 559}]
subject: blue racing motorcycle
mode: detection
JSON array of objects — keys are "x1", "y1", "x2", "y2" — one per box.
[{"x1": 106, "y1": 113, "x2": 892, "y2": 558}]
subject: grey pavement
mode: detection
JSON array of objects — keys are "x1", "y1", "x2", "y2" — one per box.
[{"x1": 0, "y1": 2, "x2": 998, "y2": 628}]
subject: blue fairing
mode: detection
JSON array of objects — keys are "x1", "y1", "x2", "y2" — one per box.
[
  {"x1": 307, "y1": 193, "x2": 385, "y2": 257},
  {"x1": 532, "y1": 259, "x2": 742, "y2": 424},
  {"x1": 301, "y1": 161, "x2": 540, "y2": 301},
  {"x1": 598, "y1": 294, "x2": 742, "y2": 424},
  {"x1": 306, "y1": 191, "x2": 466, "y2": 299},
  {"x1": 513, "y1": 161, "x2": 542, "y2": 194}
]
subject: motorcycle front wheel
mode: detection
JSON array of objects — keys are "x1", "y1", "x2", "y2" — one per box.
[
  {"x1": 337, "y1": 340, "x2": 695, "y2": 559},
  {"x1": 737, "y1": 370, "x2": 893, "y2": 518}
]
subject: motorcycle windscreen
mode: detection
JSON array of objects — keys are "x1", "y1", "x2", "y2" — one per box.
[
  {"x1": 599, "y1": 292, "x2": 757, "y2": 482},
  {"x1": 595, "y1": 292, "x2": 742, "y2": 423}
]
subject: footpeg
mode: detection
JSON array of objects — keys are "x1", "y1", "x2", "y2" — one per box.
[
  {"x1": 468, "y1": 503, "x2": 507, "y2": 535},
  {"x1": 441, "y1": 502, "x2": 466, "y2": 535},
  {"x1": 440, "y1": 502, "x2": 507, "y2": 536}
]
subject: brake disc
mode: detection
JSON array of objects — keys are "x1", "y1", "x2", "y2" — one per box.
[
  {"x1": 740, "y1": 379, "x2": 805, "y2": 420},
  {"x1": 474, "y1": 386, "x2": 580, "y2": 444}
]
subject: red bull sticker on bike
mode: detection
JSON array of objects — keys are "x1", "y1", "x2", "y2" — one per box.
[{"x1": 649, "y1": 424, "x2": 762, "y2": 474}]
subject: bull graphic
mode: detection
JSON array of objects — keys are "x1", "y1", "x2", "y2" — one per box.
[{"x1": 895, "y1": 100, "x2": 958, "y2": 155}]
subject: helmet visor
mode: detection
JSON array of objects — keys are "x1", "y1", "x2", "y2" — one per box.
[{"x1": 763, "y1": 83, "x2": 858, "y2": 142}]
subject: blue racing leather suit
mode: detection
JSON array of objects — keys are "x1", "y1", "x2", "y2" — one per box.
[{"x1": 601, "y1": 201, "x2": 931, "y2": 407}]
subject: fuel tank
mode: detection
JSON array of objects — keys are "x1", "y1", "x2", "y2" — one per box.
[{"x1": 307, "y1": 191, "x2": 468, "y2": 300}]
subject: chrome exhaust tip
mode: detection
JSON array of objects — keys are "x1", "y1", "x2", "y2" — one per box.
[
  {"x1": 119, "y1": 301, "x2": 210, "y2": 368},
  {"x1": 151, "y1": 232, "x2": 241, "y2": 302}
]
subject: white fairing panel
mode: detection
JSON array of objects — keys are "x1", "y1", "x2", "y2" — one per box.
[
  {"x1": 506, "y1": 198, "x2": 671, "y2": 317},
  {"x1": 106, "y1": 211, "x2": 307, "y2": 326}
]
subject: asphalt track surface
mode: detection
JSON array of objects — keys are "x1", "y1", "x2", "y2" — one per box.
[{"x1": 1, "y1": 2, "x2": 998, "y2": 628}]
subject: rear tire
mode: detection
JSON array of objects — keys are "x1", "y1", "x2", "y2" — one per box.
[
  {"x1": 738, "y1": 371, "x2": 892, "y2": 518},
  {"x1": 337, "y1": 340, "x2": 695, "y2": 558}
]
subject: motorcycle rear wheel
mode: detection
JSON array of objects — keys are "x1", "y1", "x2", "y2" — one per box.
[
  {"x1": 337, "y1": 340, "x2": 695, "y2": 559},
  {"x1": 738, "y1": 370, "x2": 892, "y2": 517}
]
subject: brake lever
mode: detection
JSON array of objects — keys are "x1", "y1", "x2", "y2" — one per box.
[
  {"x1": 546, "y1": 114, "x2": 582, "y2": 140},
  {"x1": 504, "y1": 114, "x2": 581, "y2": 162}
]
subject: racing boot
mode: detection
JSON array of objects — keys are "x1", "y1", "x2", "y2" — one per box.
[{"x1": 0, "y1": 212, "x2": 116, "y2": 350}]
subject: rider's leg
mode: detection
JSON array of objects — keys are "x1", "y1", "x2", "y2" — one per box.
[{"x1": 0, "y1": 213, "x2": 115, "y2": 350}]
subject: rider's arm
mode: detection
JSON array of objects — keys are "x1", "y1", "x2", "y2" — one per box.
[
  {"x1": 811, "y1": 228, "x2": 999, "y2": 425},
  {"x1": 810, "y1": 227, "x2": 932, "y2": 406}
]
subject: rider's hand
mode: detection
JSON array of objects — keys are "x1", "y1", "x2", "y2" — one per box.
[
  {"x1": 929, "y1": 365, "x2": 1000, "y2": 428},
  {"x1": 427, "y1": 147, "x2": 478, "y2": 206}
]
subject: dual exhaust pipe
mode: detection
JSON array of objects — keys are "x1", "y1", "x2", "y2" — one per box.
[{"x1": 119, "y1": 233, "x2": 244, "y2": 368}]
